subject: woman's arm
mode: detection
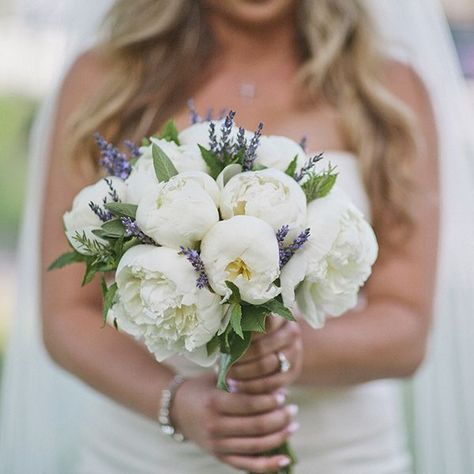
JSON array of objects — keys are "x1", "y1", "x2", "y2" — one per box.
[
  {"x1": 41, "y1": 52, "x2": 295, "y2": 472},
  {"x1": 297, "y1": 63, "x2": 439, "y2": 386}
]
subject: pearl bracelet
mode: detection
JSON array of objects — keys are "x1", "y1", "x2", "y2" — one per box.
[{"x1": 158, "y1": 374, "x2": 186, "y2": 442}]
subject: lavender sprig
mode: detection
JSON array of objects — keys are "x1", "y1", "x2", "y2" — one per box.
[
  {"x1": 220, "y1": 111, "x2": 236, "y2": 155},
  {"x1": 294, "y1": 153, "x2": 324, "y2": 182},
  {"x1": 299, "y1": 135, "x2": 308, "y2": 153},
  {"x1": 235, "y1": 127, "x2": 247, "y2": 154},
  {"x1": 94, "y1": 133, "x2": 132, "y2": 180},
  {"x1": 208, "y1": 122, "x2": 219, "y2": 154},
  {"x1": 179, "y1": 246, "x2": 209, "y2": 289},
  {"x1": 124, "y1": 140, "x2": 141, "y2": 158},
  {"x1": 187, "y1": 99, "x2": 201, "y2": 124},
  {"x1": 276, "y1": 225, "x2": 311, "y2": 268},
  {"x1": 120, "y1": 217, "x2": 156, "y2": 245},
  {"x1": 243, "y1": 122, "x2": 263, "y2": 171},
  {"x1": 89, "y1": 202, "x2": 113, "y2": 222}
]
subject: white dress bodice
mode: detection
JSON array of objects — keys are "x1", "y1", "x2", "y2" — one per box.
[{"x1": 76, "y1": 152, "x2": 411, "y2": 474}]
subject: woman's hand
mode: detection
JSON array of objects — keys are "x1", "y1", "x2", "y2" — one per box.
[
  {"x1": 227, "y1": 317, "x2": 303, "y2": 394},
  {"x1": 171, "y1": 372, "x2": 298, "y2": 472}
]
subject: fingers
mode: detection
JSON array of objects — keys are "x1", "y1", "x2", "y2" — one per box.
[
  {"x1": 228, "y1": 350, "x2": 280, "y2": 380},
  {"x1": 219, "y1": 454, "x2": 292, "y2": 473},
  {"x1": 240, "y1": 321, "x2": 301, "y2": 363},
  {"x1": 252, "y1": 315, "x2": 286, "y2": 341},
  {"x1": 211, "y1": 390, "x2": 286, "y2": 416},
  {"x1": 211, "y1": 404, "x2": 298, "y2": 438},
  {"x1": 213, "y1": 422, "x2": 299, "y2": 455},
  {"x1": 229, "y1": 345, "x2": 301, "y2": 394}
]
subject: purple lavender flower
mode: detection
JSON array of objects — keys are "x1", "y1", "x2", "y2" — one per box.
[
  {"x1": 205, "y1": 108, "x2": 214, "y2": 121},
  {"x1": 89, "y1": 202, "x2": 113, "y2": 222},
  {"x1": 220, "y1": 111, "x2": 236, "y2": 155},
  {"x1": 243, "y1": 122, "x2": 264, "y2": 171},
  {"x1": 187, "y1": 99, "x2": 201, "y2": 124},
  {"x1": 235, "y1": 127, "x2": 247, "y2": 154},
  {"x1": 299, "y1": 135, "x2": 308, "y2": 153},
  {"x1": 94, "y1": 133, "x2": 132, "y2": 180},
  {"x1": 120, "y1": 217, "x2": 156, "y2": 245},
  {"x1": 276, "y1": 225, "x2": 311, "y2": 268},
  {"x1": 208, "y1": 122, "x2": 219, "y2": 154},
  {"x1": 124, "y1": 140, "x2": 141, "y2": 158},
  {"x1": 179, "y1": 246, "x2": 210, "y2": 289},
  {"x1": 294, "y1": 153, "x2": 324, "y2": 182}
]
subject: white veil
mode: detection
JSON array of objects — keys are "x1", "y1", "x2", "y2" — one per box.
[{"x1": 1, "y1": 1, "x2": 473, "y2": 473}]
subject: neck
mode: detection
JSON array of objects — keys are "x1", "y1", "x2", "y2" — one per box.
[{"x1": 205, "y1": 9, "x2": 301, "y2": 70}]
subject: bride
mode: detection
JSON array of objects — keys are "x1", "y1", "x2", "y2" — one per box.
[{"x1": 1, "y1": 0, "x2": 472, "y2": 473}]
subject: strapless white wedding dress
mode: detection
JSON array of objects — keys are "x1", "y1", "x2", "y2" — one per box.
[{"x1": 76, "y1": 152, "x2": 411, "y2": 474}]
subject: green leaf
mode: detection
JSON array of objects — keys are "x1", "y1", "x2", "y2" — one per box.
[
  {"x1": 262, "y1": 298, "x2": 296, "y2": 321},
  {"x1": 101, "y1": 280, "x2": 118, "y2": 325},
  {"x1": 122, "y1": 236, "x2": 141, "y2": 254},
  {"x1": 98, "y1": 218, "x2": 125, "y2": 238},
  {"x1": 301, "y1": 165, "x2": 338, "y2": 202},
  {"x1": 152, "y1": 143, "x2": 178, "y2": 182},
  {"x1": 141, "y1": 137, "x2": 151, "y2": 147},
  {"x1": 216, "y1": 331, "x2": 252, "y2": 391},
  {"x1": 285, "y1": 155, "x2": 298, "y2": 178},
  {"x1": 48, "y1": 251, "x2": 84, "y2": 271},
  {"x1": 104, "y1": 202, "x2": 137, "y2": 219},
  {"x1": 82, "y1": 259, "x2": 98, "y2": 286},
  {"x1": 225, "y1": 281, "x2": 241, "y2": 304},
  {"x1": 252, "y1": 163, "x2": 267, "y2": 171},
  {"x1": 241, "y1": 305, "x2": 268, "y2": 332},
  {"x1": 159, "y1": 120, "x2": 180, "y2": 145},
  {"x1": 199, "y1": 145, "x2": 225, "y2": 179},
  {"x1": 206, "y1": 334, "x2": 220, "y2": 357},
  {"x1": 229, "y1": 304, "x2": 243, "y2": 339}
]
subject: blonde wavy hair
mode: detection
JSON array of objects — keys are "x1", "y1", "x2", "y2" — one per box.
[{"x1": 70, "y1": 0, "x2": 418, "y2": 238}]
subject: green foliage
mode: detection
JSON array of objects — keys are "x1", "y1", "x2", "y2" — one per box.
[
  {"x1": 104, "y1": 202, "x2": 137, "y2": 219},
  {"x1": 0, "y1": 95, "x2": 37, "y2": 248},
  {"x1": 97, "y1": 218, "x2": 126, "y2": 238},
  {"x1": 101, "y1": 279, "x2": 118, "y2": 326},
  {"x1": 152, "y1": 144, "x2": 178, "y2": 182},
  {"x1": 216, "y1": 331, "x2": 252, "y2": 391},
  {"x1": 48, "y1": 251, "x2": 85, "y2": 271},
  {"x1": 301, "y1": 164, "x2": 338, "y2": 202},
  {"x1": 229, "y1": 304, "x2": 243, "y2": 339},
  {"x1": 261, "y1": 297, "x2": 296, "y2": 321},
  {"x1": 241, "y1": 305, "x2": 268, "y2": 332},
  {"x1": 199, "y1": 145, "x2": 225, "y2": 179},
  {"x1": 159, "y1": 120, "x2": 180, "y2": 145},
  {"x1": 285, "y1": 156, "x2": 298, "y2": 178}
]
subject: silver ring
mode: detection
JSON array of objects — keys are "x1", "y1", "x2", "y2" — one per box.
[{"x1": 277, "y1": 351, "x2": 291, "y2": 373}]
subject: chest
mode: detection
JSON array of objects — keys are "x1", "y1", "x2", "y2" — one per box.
[{"x1": 171, "y1": 69, "x2": 348, "y2": 153}]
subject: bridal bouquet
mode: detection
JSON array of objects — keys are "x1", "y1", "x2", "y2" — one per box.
[{"x1": 51, "y1": 109, "x2": 378, "y2": 473}]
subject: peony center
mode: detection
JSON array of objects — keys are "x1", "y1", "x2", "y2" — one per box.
[{"x1": 225, "y1": 258, "x2": 252, "y2": 280}]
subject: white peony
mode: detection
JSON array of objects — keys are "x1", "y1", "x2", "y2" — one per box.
[
  {"x1": 63, "y1": 177, "x2": 127, "y2": 255},
  {"x1": 135, "y1": 172, "x2": 219, "y2": 249},
  {"x1": 280, "y1": 187, "x2": 378, "y2": 328},
  {"x1": 255, "y1": 135, "x2": 307, "y2": 172},
  {"x1": 200, "y1": 215, "x2": 281, "y2": 305},
  {"x1": 220, "y1": 168, "x2": 307, "y2": 236},
  {"x1": 111, "y1": 245, "x2": 226, "y2": 366},
  {"x1": 126, "y1": 137, "x2": 207, "y2": 204}
]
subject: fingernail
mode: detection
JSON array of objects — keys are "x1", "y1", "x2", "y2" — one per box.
[
  {"x1": 227, "y1": 379, "x2": 238, "y2": 392},
  {"x1": 286, "y1": 404, "x2": 299, "y2": 417},
  {"x1": 275, "y1": 392, "x2": 286, "y2": 406},
  {"x1": 278, "y1": 457, "x2": 291, "y2": 467},
  {"x1": 287, "y1": 421, "x2": 300, "y2": 433}
]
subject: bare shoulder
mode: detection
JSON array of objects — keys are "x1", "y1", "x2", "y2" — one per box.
[
  {"x1": 382, "y1": 59, "x2": 434, "y2": 120},
  {"x1": 58, "y1": 48, "x2": 109, "y2": 112}
]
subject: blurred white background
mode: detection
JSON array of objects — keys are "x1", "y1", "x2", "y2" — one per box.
[{"x1": 0, "y1": 0, "x2": 473, "y2": 375}]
